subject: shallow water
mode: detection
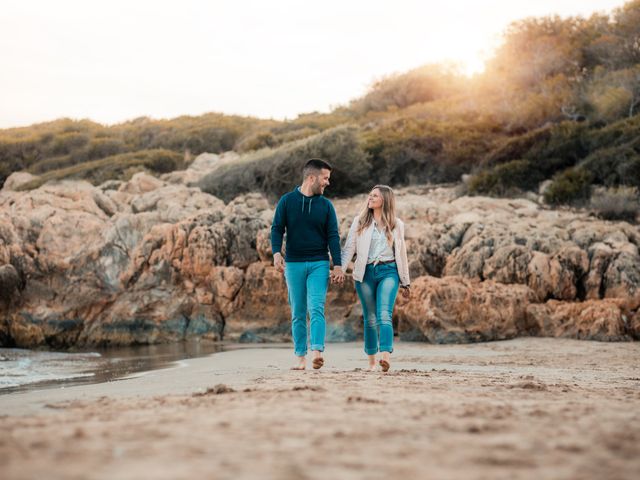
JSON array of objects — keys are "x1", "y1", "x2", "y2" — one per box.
[{"x1": 0, "y1": 341, "x2": 231, "y2": 394}]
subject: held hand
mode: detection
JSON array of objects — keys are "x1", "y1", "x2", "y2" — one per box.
[
  {"x1": 273, "y1": 253, "x2": 285, "y2": 274},
  {"x1": 331, "y1": 266, "x2": 345, "y2": 285}
]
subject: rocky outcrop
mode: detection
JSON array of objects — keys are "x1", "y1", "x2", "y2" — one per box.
[
  {"x1": 394, "y1": 276, "x2": 537, "y2": 343},
  {"x1": 160, "y1": 152, "x2": 240, "y2": 186},
  {"x1": 393, "y1": 192, "x2": 640, "y2": 307},
  {"x1": 526, "y1": 300, "x2": 631, "y2": 341},
  {"x1": 0, "y1": 170, "x2": 264, "y2": 347},
  {"x1": 1, "y1": 165, "x2": 639, "y2": 348}
]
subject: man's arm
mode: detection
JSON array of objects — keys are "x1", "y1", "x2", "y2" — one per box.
[
  {"x1": 327, "y1": 202, "x2": 344, "y2": 283},
  {"x1": 270, "y1": 197, "x2": 286, "y2": 272}
]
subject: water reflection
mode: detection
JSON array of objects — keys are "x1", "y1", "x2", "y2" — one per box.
[{"x1": 0, "y1": 340, "x2": 231, "y2": 394}]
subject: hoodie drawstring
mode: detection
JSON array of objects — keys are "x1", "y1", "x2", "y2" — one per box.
[
  {"x1": 297, "y1": 187, "x2": 314, "y2": 214},
  {"x1": 301, "y1": 196, "x2": 312, "y2": 214}
]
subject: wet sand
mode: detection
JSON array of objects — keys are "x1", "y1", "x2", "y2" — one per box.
[{"x1": 1, "y1": 338, "x2": 639, "y2": 480}]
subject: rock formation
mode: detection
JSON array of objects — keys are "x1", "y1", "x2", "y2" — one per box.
[{"x1": 1, "y1": 155, "x2": 638, "y2": 347}]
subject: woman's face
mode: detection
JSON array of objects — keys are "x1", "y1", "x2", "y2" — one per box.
[{"x1": 367, "y1": 188, "x2": 383, "y2": 210}]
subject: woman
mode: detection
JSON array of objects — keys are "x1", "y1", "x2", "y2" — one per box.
[{"x1": 341, "y1": 185, "x2": 411, "y2": 372}]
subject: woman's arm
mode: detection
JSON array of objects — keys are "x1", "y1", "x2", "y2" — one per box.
[
  {"x1": 341, "y1": 217, "x2": 359, "y2": 269},
  {"x1": 398, "y1": 221, "x2": 411, "y2": 288}
]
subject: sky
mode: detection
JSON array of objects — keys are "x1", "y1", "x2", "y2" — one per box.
[{"x1": 0, "y1": 0, "x2": 629, "y2": 128}]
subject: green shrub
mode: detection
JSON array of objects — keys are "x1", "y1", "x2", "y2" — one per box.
[
  {"x1": 29, "y1": 155, "x2": 75, "y2": 174},
  {"x1": 483, "y1": 122, "x2": 587, "y2": 175},
  {"x1": 584, "y1": 114, "x2": 640, "y2": 148},
  {"x1": 85, "y1": 138, "x2": 125, "y2": 160},
  {"x1": 48, "y1": 132, "x2": 90, "y2": 156},
  {"x1": 362, "y1": 117, "x2": 499, "y2": 186},
  {"x1": 235, "y1": 131, "x2": 279, "y2": 152},
  {"x1": 198, "y1": 126, "x2": 371, "y2": 202},
  {"x1": 589, "y1": 186, "x2": 640, "y2": 221},
  {"x1": 351, "y1": 63, "x2": 464, "y2": 114},
  {"x1": 468, "y1": 159, "x2": 542, "y2": 196},
  {"x1": 579, "y1": 146, "x2": 640, "y2": 187},
  {"x1": 142, "y1": 150, "x2": 183, "y2": 173},
  {"x1": 544, "y1": 168, "x2": 593, "y2": 205},
  {"x1": 15, "y1": 149, "x2": 177, "y2": 190},
  {"x1": 0, "y1": 162, "x2": 10, "y2": 188}
]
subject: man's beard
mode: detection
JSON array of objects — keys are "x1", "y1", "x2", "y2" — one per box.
[{"x1": 313, "y1": 179, "x2": 323, "y2": 195}]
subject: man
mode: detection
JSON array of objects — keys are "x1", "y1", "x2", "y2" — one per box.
[{"x1": 271, "y1": 158, "x2": 345, "y2": 370}]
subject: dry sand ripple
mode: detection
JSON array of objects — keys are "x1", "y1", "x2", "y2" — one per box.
[{"x1": 1, "y1": 338, "x2": 639, "y2": 480}]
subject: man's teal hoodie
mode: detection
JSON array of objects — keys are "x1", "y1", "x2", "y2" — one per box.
[{"x1": 270, "y1": 187, "x2": 342, "y2": 265}]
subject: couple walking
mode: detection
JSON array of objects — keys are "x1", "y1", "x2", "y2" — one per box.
[{"x1": 270, "y1": 158, "x2": 411, "y2": 372}]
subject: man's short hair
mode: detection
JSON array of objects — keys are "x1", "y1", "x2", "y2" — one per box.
[{"x1": 302, "y1": 158, "x2": 332, "y2": 179}]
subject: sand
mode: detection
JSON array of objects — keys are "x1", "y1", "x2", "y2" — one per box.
[{"x1": 1, "y1": 338, "x2": 639, "y2": 480}]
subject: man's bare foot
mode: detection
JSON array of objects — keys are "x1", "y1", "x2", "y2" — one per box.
[
  {"x1": 379, "y1": 352, "x2": 391, "y2": 372},
  {"x1": 311, "y1": 350, "x2": 324, "y2": 370},
  {"x1": 379, "y1": 359, "x2": 390, "y2": 372},
  {"x1": 291, "y1": 356, "x2": 306, "y2": 370}
]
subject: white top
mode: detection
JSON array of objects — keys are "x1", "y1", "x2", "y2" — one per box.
[
  {"x1": 341, "y1": 216, "x2": 411, "y2": 287},
  {"x1": 367, "y1": 221, "x2": 395, "y2": 264}
]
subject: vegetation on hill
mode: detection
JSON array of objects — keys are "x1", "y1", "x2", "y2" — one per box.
[{"x1": 1, "y1": 0, "x2": 639, "y2": 217}]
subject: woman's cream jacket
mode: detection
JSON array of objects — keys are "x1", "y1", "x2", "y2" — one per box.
[{"x1": 341, "y1": 216, "x2": 410, "y2": 287}]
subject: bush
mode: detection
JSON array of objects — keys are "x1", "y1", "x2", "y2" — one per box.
[
  {"x1": 351, "y1": 63, "x2": 464, "y2": 114},
  {"x1": 589, "y1": 186, "x2": 640, "y2": 221},
  {"x1": 468, "y1": 159, "x2": 543, "y2": 196},
  {"x1": 85, "y1": 138, "x2": 125, "y2": 160},
  {"x1": 366, "y1": 135, "x2": 446, "y2": 185},
  {"x1": 234, "y1": 131, "x2": 279, "y2": 152},
  {"x1": 544, "y1": 168, "x2": 593, "y2": 205},
  {"x1": 362, "y1": 118, "x2": 483, "y2": 186},
  {"x1": 584, "y1": 114, "x2": 640, "y2": 148},
  {"x1": 142, "y1": 150, "x2": 183, "y2": 173},
  {"x1": 483, "y1": 122, "x2": 587, "y2": 176},
  {"x1": 48, "y1": 132, "x2": 90, "y2": 156},
  {"x1": 0, "y1": 162, "x2": 10, "y2": 189},
  {"x1": 29, "y1": 155, "x2": 75, "y2": 174},
  {"x1": 15, "y1": 149, "x2": 177, "y2": 190},
  {"x1": 579, "y1": 146, "x2": 640, "y2": 187},
  {"x1": 198, "y1": 126, "x2": 371, "y2": 202}
]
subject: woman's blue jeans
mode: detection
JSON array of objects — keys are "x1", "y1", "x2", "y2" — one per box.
[
  {"x1": 284, "y1": 260, "x2": 330, "y2": 356},
  {"x1": 355, "y1": 262, "x2": 400, "y2": 355}
]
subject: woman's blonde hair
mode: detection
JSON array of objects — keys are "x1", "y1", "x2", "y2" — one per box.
[{"x1": 357, "y1": 185, "x2": 396, "y2": 245}]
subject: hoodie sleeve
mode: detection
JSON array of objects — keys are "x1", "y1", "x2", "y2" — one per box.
[
  {"x1": 327, "y1": 201, "x2": 342, "y2": 266},
  {"x1": 270, "y1": 196, "x2": 286, "y2": 255}
]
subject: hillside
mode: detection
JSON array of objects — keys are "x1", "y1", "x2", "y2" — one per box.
[{"x1": 1, "y1": 0, "x2": 639, "y2": 213}]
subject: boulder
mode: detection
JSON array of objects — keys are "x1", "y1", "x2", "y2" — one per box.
[
  {"x1": 394, "y1": 276, "x2": 536, "y2": 343},
  {"x1": 526, "y1": 300, "x2": 632, "y2": 341},
  {"x1": 1, "y1": 172, "x2": 39, "y2": 192}
]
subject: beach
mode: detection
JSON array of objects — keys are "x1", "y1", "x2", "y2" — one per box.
[{"x1": 1, "y1": 338, "x2": 639, "y2": 480}]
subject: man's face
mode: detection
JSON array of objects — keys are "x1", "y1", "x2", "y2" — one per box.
[{"x1": 312, "y1": 169, "x2": 331, "y2": 195}]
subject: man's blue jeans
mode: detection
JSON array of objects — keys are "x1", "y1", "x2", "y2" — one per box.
[
  {"x1": 355, "y1": 262, "x2": 400, "y2": 355},
  {"x1": 284, "y1": 260, "x2": 330, "y2": 356}
]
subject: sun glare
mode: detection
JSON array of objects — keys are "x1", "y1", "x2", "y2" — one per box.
[{"x1": 430, "y1": 26, "x2": 497, "y2": 77}]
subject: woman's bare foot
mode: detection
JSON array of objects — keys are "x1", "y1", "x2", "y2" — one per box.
[
  {"x1": 291, "y1": 356, "x2": 306, "y2": 370},
  {"x1": 367, "y1": 354, "x2": 377, "y2": 371}
]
